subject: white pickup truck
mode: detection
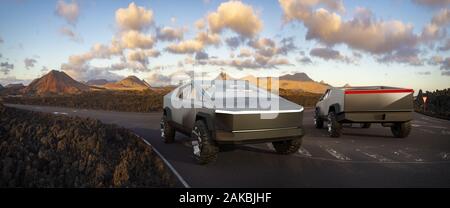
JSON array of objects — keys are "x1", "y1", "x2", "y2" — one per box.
[{"x1": 314, "y1": 86, "x2": 414, "y2": 138}]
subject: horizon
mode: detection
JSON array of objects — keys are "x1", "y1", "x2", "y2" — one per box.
[{"x1": 1, "y1": 0, "x2": 450, "y2": 92}]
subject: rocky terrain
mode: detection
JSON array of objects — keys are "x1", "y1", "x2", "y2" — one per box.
[
  {"x1": 4, "y1": 89, "x2": 170, "y2": 112},
  {"x1": 0, "y1": 102, "x2": 178, "y2": 187}
]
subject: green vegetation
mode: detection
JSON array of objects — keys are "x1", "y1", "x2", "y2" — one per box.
[{"x1": 415, "y1": 88, "x2": 450, "y2": 120}]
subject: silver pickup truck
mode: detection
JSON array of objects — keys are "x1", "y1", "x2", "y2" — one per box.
[
  {"x1": 314, "y1": 86, "x2": 414, "y2": 138},
  {"x1": 161, "y1": 80, "x2": 305, "y2": 164}
]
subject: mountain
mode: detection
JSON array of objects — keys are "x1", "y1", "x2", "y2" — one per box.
[
  {"x1": 0, "y1": 84, "x2": 3, "y2": 90},
  {"x1": 6, "y1": 83, "x2": 24, "y2": 88},
  {"x1": 103, "y1": 76, "x2": 150, "y2": 91},
  {"x1": 22, "y1": 70, "x2": 90, "y2": 95},
  {"x1": 86, "y1": 79, "x2": 115, "y2": 86},
  {"x1": 215, "y1": 72, "x2": 237, "y2": 80},
  {"x1": 279, "y1": 73, "x2": 313, "y2": 82},
  {"x1": 238, "y1": 73, "x2": 329, "y2": 94}
]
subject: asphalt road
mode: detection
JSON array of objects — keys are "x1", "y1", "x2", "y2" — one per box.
[{"x1": 6, "y1": 104, "x2": 450, "y2": 187}]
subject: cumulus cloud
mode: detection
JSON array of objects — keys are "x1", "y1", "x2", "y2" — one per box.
[
  {"x1": 121, "y1": 30, "x2": 155, "y2": 49},
  {"x1": 24, "y1": 58, "x2": 37, "y2": 69},
  {"x1": 116, "y1": 2, "x2": 154, "y2": 31},
  {"x1": 238, "y1": 48, "x2": 252, "y2": 57},
  {"x1": 310, "y1": 47, "x2": 354, "y2": 63},
  {"x1": 378, "y1": 48, "x2": 423, "y2": 66},
  {"x1": 56, "y1": 0, "x2": 79, "y2": 25},
  {"x1": 195, "y1": 19, "x2": 206, "y2": 30},
  {"x1": 421, "y1": 8, "x2": 450, "y2": 43},
  {"x1": 156, "y1": 26, "x2": 184, "y2": 41},
  {"x1": 279, "y1": 1, "x2": 420, "y2": 55},
  {"x1": 127, "y1": 49, "x2": 160, "y2": 67},
  {"x1": 297, "y1": 56, "x2": 313, "y2": 64},
  {"x1": 225, "y1": 36, "x2": 243, "y2": 49},
  {"x1": 1, "y1": 62, "x2": 14, "y2": 75},
  {"x1": 207, "y1": 1, "x2": 263, "y2": 38},
  {"x1": 166, "y1": 31, "x2": 220, "y2": 54},
  {"x1": 59, "y1": 26, "x2": 82, "y2": 42},
  {"x1": 278, "y1": 36, "x2": 298, "y2": 55},
  {"x1": 195, "y1": 51, "x2": 209, "y2": 60}
]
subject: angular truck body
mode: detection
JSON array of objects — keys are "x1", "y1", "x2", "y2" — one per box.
[
  {"x1": 314, "y1": 86, "x2": 414, "y2": 138},
  {"x1": 161, "y1": 80, "x2": 305, "y2": 164}
]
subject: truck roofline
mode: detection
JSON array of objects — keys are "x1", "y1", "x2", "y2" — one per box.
[{"x1": 215, "y1": 107, "x2": 304, "y2": 115}]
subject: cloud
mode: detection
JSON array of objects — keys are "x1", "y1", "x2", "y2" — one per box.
[
  {"x1": 59, "y1": 26, "x2": 83, "y2": 42},
  {"x1": 238, "y1": 48, "x2": 252, "y2": 57},
  {"x1": 1, "y1": 62, "x2": 14, "y2": 75},
  {"x1": 195, "y1": 19, "x2": 206, "y2": 30},
  {"x1": 421, "y1": 8, "x2": 449, "y2": 43},
  {"x1": 310, "y1": 47, "x2": 354, "y2": 63},
  {"x1": 277, "y1": 36, "x2": 298, "y2": 55},
  {"x1": 156, "y1": 26, "x2": 184, "y2": 41},
  {"x1": 195, "y1": 51, "x2": 209, "y2": 60},
  {"x1": 166, "y1": 39, "x2": 204, "y2": 54},
  {"x1": 426, "y1": 55, "x2": 450, "y2": 75},
  {"x1": 207, "y1": 1, "x2": 263, "y2": 38},
  {"x1": 279, "y1": 0, "x2": 345, "y2": 22},
  {"x1": 377, "y1": 48, "x2": 423, "y2": 66},
  {"x1": 127, "y1": 49, "x2": 160, "y2": 67},
  {"x1": 225, "y1": 36, "x2": 243, "y2": 49},
  {"x1": 0, "y1": 76, "x2": 31, "y2": 86},
  {"x1": 24, "y1": 58, "x2": 37, "y2": 69},
  {"x1": 55, "y1": 0, "x2": 79, "y2": 25},
  {"x1": 115, "y1": 2, "x2": 154, "y2": 31},
  {"x1": 121, "y1": 30, "x2": 155, "y2": 49},
  {"x1": 166, "y1": 31, "x2": 220, "y2": 54},
  {"x1": 280, "y1": 2, "x2": 419, "y2": 55},
  {"x1": 412, "y1": 0, "x2": 450, "y2": 7},
  {"x1": 297, "y1": 56, "x2": 313, "y2": 64},
  {"x1": 0, "y1": 36, "x2": 3, "y2": 44}
]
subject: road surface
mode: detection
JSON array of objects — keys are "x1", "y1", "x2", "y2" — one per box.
[{"x1": 6, "y1": 104, "x2": 450, "y2": 187}]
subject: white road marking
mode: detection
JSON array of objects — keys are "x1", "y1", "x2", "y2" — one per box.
[
  {"x1": 356, "y1": 149, "x2": 392, "y2": 162},
  {"x1": 135, "y1": 133, "x2": 190, "y2": 188},
  {"x1": 52, "y1": 112, "x2": 68, "y2": 115},
  {"x1": 298, "y1": 147, "x2": 312, "y2": 157},
  {"x1": 396, "y1": 149, "x2": 424, "y2": 162},
  {"x1": 326, "y1": 148, "x2": 351, "y2": 161},
  {"x1": 412, "y1": 124, "x2": 448, "y2": 130},
  {"x1": 266, "y1": 143, "x2": 274, "y2": 151},
  {"x1": 440, "y1": 152, "x2": 449, "y2": 160}
]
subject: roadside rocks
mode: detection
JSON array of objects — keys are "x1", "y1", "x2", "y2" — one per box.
[{"x1": 0, "y1": 103, "x2": 177, "y2": 187}]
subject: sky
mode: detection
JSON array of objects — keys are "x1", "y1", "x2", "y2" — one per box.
[{"x1": 0, "y1": 0, "x2": 449, "y2": 92}]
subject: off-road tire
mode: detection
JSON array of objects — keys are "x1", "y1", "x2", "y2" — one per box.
[
  {"x1": 391, "y1": 121, "x2": 411, "y2": 138},
  {"x1": 327, "y1": 111, "x2": 342, "y2": 137},
  {"x1": 272, "y1": 137, "x2": 303, "y2": 154},
  {"x1": 314, "y1": 109, "x2": 324, "y2": 129},
  {"x1": 361, "y1": 123, "x2": 371, "y2": 128},
  {"x1": 191, "y1": 120, "x2": 219, "y2": 165},
  {"x1": 160, "y1": 115, "x2": 175, "y2": 143}
]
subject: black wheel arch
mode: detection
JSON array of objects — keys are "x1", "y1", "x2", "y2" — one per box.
[
  {"x1": 163, "y1": 107, "x2": 172, "y2": 121},
  {"x1": 328, "y1": 103, "x2": 342, "y2": 114},
  {"x1": 195, "y1": 112, "x2": 216, "y2": 140}
]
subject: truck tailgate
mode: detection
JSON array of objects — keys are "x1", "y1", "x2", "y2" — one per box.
[{"x1": 344, "y1": 89, "x2": 413, "y2": 112}]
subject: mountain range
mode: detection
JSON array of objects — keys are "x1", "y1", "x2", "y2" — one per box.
[
  {"x1": 1, "y1": 70, "x2": 330, "y2": 96},
  {"x1": 215, "y1": 72, "x2": 329, "y2": 94}
]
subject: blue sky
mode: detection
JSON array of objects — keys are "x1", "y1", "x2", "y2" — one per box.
[{"x1": 0, "y1": 0, "x2": 449, "y2": 92}]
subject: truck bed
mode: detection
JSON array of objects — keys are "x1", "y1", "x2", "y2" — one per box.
[{"x1": 340, "y1": 86, "x2": 414, "y2": 123}]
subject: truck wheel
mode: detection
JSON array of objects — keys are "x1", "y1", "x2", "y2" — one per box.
[
  {"x1": 391, "y1": 122, "x2": 411, "y2": 138},
  {"x1": 360, "y1": 123, "x2": 371, "y2": 128},
  {"x1": 191, "y1": 120, "x2": 219, "y2": 165},
  {"x1": 272, "y1": 137, "x2": 303, "y2": 154},
  {"x1": 160, "y1": 115, "x2": 175, "y2": 143},
  {"x1": 314, "y1": 109, "x2": 324, "y2": 129},
  {"x1": 327, "y1": 111, "x2": 342, "y2": 137}
]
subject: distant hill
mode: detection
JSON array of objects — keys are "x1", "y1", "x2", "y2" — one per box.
[
  {"x1": 279, "y1": 73, "x2": 313, "y2": 82},
  {"x1": 22, "y1": 70, "x2": 90, "y2": 95},
  {"x1": 214, "y1": 72, "x2": 237, "y2": 80},
  {"x1": 86, "y1": 79, "x2": 115, "y2": 86},
  {"x1": 103, "y1": 76, "x2": 150, "y2": 91},
  {"x1": 0, "y1": 84, "x2": 3, "y2": 90},
  {"x1": 6, "y1": 83, "x2": 24, "y2": 88},
  {"x1": 238, "y1": 73, "x2": 329, "y2": 94}
]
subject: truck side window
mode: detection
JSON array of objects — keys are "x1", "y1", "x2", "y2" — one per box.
[{"x1": 320, "y1": 89, "x2": 330, "y2": 101}]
